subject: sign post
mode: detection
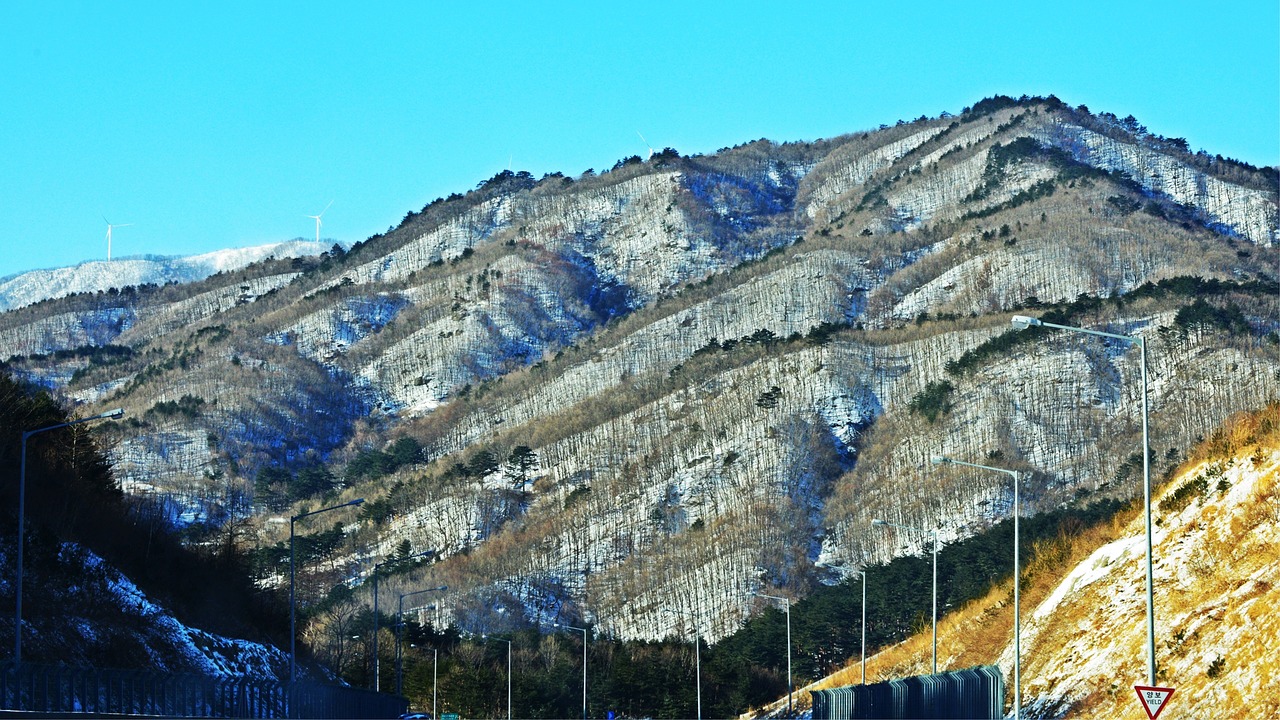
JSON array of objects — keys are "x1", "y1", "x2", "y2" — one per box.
[{"x1": 1134, "y1": 685, "x2": 1175, "y2": 719}]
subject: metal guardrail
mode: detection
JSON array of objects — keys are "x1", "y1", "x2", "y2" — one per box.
[
  {"x1": 811, "y1": 665, "x2": 1004, "y2": 720},
  {"x1": 0, "y1": 661, "x2": 408, "y2": 719}
]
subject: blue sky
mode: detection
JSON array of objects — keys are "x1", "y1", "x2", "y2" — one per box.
[{"x1": 1, "y1": 1, "x2": 1276, "y2": 279}]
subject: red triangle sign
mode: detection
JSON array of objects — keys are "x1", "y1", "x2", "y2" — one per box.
[{"x1": 1134, "y1": 685, "x2": 1175, "y2": 719}]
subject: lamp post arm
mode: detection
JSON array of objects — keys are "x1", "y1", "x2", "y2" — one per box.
[
  {"x1": 291, "y1": 497, "x2": 365, "y2": 523},
  {"x1": 1013, "y1": 315, "x2": 1139, "y2": 344},
  {"x1": 871, "y1": 518, "x2": 933, "y2": 536},
  {"x1": 933, "y1": 457, "x2": 1018, "y2": 479},
  {"x1": 21, "y1": 408, "x2": 124, "y2": 443},
  {"x1": 1037, "y1": 319, "x2": 1136, "y2": 343}
]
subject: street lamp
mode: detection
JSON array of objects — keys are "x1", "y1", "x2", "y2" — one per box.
[
  {"x1": 661, "y1": 609, "x2": 702, "y2": 720},
  {"x1": 1011, "y1": 314, "x2": 1156, "y2": 686},
  {"x1": 554, "y1": 622, "x2": 589, "y2": 720},
  {"x1": 290, "y1": 497, "x2": 365, "y2": 684},
  {"x1": 860, "y1": 570, "x2": 867, "y2": 685},
  {"x1": 15, "y1": 407, "x2": 123, "y2": 664},
  {"x1": 934, "y1": 455, "x2": 1022, "y2": 717},
  {"x1": 752, "y1": 591, "x2": 793, "y2": 716},
  {"x1": 482, "y1": 633, "x2": 513, "y2": 720},
  {"x1": 371, "y1": 549, "x2": 435, "y2": 691},
  {"x1": 872, "y1": 518, "x2": 939, "y2": 675},
  {"x1": 398, "y1": 587, "x2": 447, "y2": 695},
  {"x1": 410, "y1": 612, "x2": 441, "y2": 717}
]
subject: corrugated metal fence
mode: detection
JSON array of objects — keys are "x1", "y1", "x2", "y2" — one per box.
[
  {"x1": 811, "y1": 665, "x2": 1004, "y2": 720},
  {"x1": 0, "y1": 661, "x2": 407, "y2": 718}
]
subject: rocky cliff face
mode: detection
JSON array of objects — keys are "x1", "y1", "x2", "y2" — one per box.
[{"x1": 1, "y1": 96, "x2": 1275, "y2": 643}]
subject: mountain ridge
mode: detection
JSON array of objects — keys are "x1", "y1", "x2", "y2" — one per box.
[{"x1": 0, "y1": 96, "x2": 1275, "y2": 694}]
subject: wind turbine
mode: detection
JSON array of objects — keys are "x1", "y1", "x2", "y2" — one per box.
[
  {"x1": 307, "y1": 200, "x2": 333, "y2": 243},
  {"x1": 104, "y1": 218, "x2": 132, "y2": 261},
  {"x1": 637, "y1": 131, "x2": 656, "y2": 160}
]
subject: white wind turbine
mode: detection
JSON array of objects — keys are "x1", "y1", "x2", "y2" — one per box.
[
  {"x1": 637, "y1": 131, "x2": 656, "y2": 160},
  {"x1": 307, "y1": 200, "x2": 333, "y2": 243},
  {"x1": 104, "y1": 218, "x2": 132, "y2": 261}
]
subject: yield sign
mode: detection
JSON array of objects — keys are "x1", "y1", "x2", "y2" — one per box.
[{"x1": 1134, "y1": 685, "x2": 1175, "y2": 719}]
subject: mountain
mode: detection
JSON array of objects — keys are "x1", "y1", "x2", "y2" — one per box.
[
  {"x1": 0, "y1": 239, "x2": 334, "y2": 312},
  {"x1": 795, "y1": 402, "x2": 1280, "y2": 719},
  {"x1": 0, "y1": 94, "x2": 1276, "y2": 681}
]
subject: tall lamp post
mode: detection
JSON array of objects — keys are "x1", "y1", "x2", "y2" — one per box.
[
  {"x1": 483, "y1": 634, "x2": 513, "y2": 720},
  {"x1": 412, "y1": 611, "x2": 441, "y2": 716},
  {"x1": 15, "y1": 407, "x2": 123, "y2": 664},
  {"x1": 662, "y1": 609, "x2": 702, "y2": 720},
  {"x1": 1011, "y1": 314, "x2": 1156, "y2": 686},
  {"x1": 290, "y1": 498, "x2": 365, "y2": 684},
  {"x1": 933, "y1": 455, "x2": 1021, "y2": 717},
  {"x1": 397, "y1": 587, "x2": 447, "y2": 695},
  {"x1": 752, "y1": 591, "x2": 792, "y2": 716},
  {"x1": 554, "y1": 622, "x2": 589, "y2": 720},
  {"x1": 872, "y1": 518, "x2": 939, "y2": 675},
  {"x1": 371, "y1": 549, "x2": 435, "y2": 692},
  {"x1": 860, "y1": 570, "x2": 867, "y2": 685}
]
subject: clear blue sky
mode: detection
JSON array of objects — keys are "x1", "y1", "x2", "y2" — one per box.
[{"x1": 2, "y1": 1, "x2": 1276, "y2": 279}]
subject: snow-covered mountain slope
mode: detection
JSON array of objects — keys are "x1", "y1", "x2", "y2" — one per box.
[
  {"x1": 1, "y1": 96, "x2": 1276, "y2": 648},
  {"x1": 0, "y1": 540, "x2": 290, "y2": 680},
  {"x1": 0, "y1": 239, "x2": 331, "y2": 312}
]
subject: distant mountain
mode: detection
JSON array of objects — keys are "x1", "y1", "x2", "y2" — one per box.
[
  {"x1": 0, "y1": 239, "x2": 334, "y2": 312},
  {"x1": 1, "y1": 95, "x2": 1276, "y2": 708}
]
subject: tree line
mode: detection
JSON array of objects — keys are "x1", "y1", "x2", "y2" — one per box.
[{"x1": 312, "y1": 497, "x2": 1125, "y2": 718}]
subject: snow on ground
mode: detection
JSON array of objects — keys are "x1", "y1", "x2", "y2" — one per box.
[
  {"x1": 1019, "y1": 448, "x2": 1280, "y2": 719},
  {"x1": 77, "y1": 544, "x2": 289, "y2": 681}
]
